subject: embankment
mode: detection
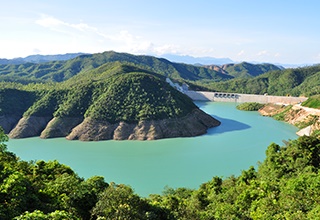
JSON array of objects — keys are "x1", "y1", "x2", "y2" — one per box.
[
  {"x1": 259, "y1": 104, "x2": 320, "y2": 136},
  {"x1": 186, "y1": 90, "x2": 319, "y2": 137},
  {"x1": 185, "y1": 91, "x2": 307, "y2": 105}
]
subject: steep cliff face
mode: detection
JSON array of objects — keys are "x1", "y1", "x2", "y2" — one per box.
[
  {"x1": 67, "y1": 109, "x2": 220, "y2": 141},
  {"x1": 9, "y1": 116, "x2": 52, "y2": 138},
  {"x1": 40, "y1": 117, "x2": 83, "y2": 138},
  {"x1": 3, "y1": 104, "x2": 220, "y2": 141}
]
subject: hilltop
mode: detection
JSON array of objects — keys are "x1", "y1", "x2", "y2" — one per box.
[
  {"x1": 0, "y1": 51, "x2": 232, "y2": 84},
  {"x1": 204, "y1": 64, "x2": 320, "y2": 96},
  {"x1": 204, "y1": 62, "x2": 283, "y2": 78},
  {"x1": 0, "y1": 62, "x2": 220, "y2": 141},
  {"x1": 0, "y1": 52, "x2": 285, "y2": 85}
]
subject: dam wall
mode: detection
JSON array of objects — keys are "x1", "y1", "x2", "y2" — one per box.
[{"x1": 185, "y1": 91, "x2": 308, "y2": 105}]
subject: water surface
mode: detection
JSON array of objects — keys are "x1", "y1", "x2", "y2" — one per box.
[{"x1": 7, "y1": 102, "x2": 298, "y2": 196}]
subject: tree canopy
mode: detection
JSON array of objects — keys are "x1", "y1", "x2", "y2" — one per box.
[
  {"x1": 205, "y1": 65, "x2": 320, "y2": 96},
  {"x1": 1, "y1": 124, "x2": 320, "y2": 219},
  {"x1": 1, "y1": 62, "x2": 198, "y2": 123}
]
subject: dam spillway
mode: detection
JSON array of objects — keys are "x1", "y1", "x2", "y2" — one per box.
[{"x1": 185, "y1": 91, "x2": 308, "y2": 105}]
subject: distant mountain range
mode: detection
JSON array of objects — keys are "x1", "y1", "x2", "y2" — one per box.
[
  {"x1": 1, "y1": 53, "x2": 233, "y2": 66},
  {"x1": 0, "y1": 53, "x2": 86, "y2": 65},
  {"x1": 0, "y1": 51, "x2": 232, "y2": 84},
  {"x1": 159, "y1": 54, "x2": 233, "y2": 65},
  {"x1": 0, "y1": 52, "x2": 315, "y2": 68},
  {"x1": 0, "y1": 51, "x2": 284, "y2": 85}
]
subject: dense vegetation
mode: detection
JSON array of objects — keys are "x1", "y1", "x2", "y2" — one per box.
[
  {"x1": 0, "y1": 51, "x2": 231, "y2": 84},
  {"x1": 2, "y1": 127, "x2": 320, "y2": 219},
  {"x1": 85, "y1": 72, "x2": 196, "y2": 123},
  {"x1": 236, "y1": 102, "x2": 265, "y2": 111},
  {"x1": 0, "y1": 62, "x2": 198, "y2": 123},
  {"x1": 0, "y1": 89, "x2": 38, "y2": 116},
  {"x1": 204, "y1": 64, "x2": 320, "y2": 96},
  {"x1": 2, "y1": 51, "x2": 320, "y2": 98},
  {"x1": 205, "y1": 62, "x2": 282, "y2": 78},
  {"x1": 222, "y1": 62, "x2": 282, "y2": 78},
  {"x1": 1, "y1": 52, "x2": 320, "y2": 218},
  {"x1": 302, "y1": 95, "x2": 320, "y2": 109}
]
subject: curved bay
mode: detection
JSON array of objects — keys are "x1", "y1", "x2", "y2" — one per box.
[{"x1": 7, "y1": 102, "x2": 298, "y2": 197}]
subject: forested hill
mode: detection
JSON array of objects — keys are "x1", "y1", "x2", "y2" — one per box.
[
  {"x1": 0, "y1": 51, "x2": 232, "y2": 84},
  {"x1": 2, "y1": 51, "x2": 320, "y2": 97},
  {"x1": 205, "y1": 64, "x2": 320, "y2": 96},
  {"x1": 204, "y1": 62, "x2": 283, "y2": 78},
  {"x1": 0, "y1": 62, "x2": 220, "y2": 140}
]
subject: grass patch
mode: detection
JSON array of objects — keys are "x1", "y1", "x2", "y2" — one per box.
[
  {"x1": 312, "y1": 129, "x2": 320, "y2": 137},
  {"x1": 302, "y1": 95, "x2": 320, "y2": 109},
  {"x1": 295, "y1": 115, "x2": 319, "y2": 129},
  {"x1": 272, "y1": 105, "x2": 292, "y2": 121},
  {"x1": 236, "y1": 102, "x2": 265, "y2": 111}
]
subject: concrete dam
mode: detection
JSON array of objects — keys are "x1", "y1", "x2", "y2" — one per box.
[{"x1": 185, "y1": 91, "x2": 308, "y2": 105}]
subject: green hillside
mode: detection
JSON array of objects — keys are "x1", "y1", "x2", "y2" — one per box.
[
  {"x1": 0, "y1": 62, "x2": 198, "y2": 123},
  {"x1": 203, "y1": 62, "x2": 282, "y2": 78},
  {"x1": 84, "y1": 72, "x2": 196, "y2": 123},
  {"x1": 302, "y1": 95, "x2": 320, "y2": 109},
  {"x1": 205, "y1": 64, "x2": 320, "y2": 96},
  {"x1": 0, "y1": 51, "x2": 232, "y2": 84},
  {"x1": 222, "y1": 62, "x2": 282, "y2": 78},
  {"x1": 0, "y1": 89, "x2": 38, "y2": 116}
]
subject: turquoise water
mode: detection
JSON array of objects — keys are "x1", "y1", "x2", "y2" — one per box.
[{"x1": 7, "y1": 102, "x2": 298, "y2": 197}]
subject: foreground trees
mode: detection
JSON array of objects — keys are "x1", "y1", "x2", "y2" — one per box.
[{"x1": 1, "y1": 125, "x2": 320, "y2": 219}]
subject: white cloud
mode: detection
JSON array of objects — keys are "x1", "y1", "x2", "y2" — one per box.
[
  {"x1": 274, "y1": 52, "x2": 280, "y2": 57},
  {"x1": 35, "y1": 15, "x2": 99, "y2": 36},
  {"x1": 33, "y1": 48, "x2": 41, "y2": 54},
  {"x1": 36, "y1": 15, "x2": 95, "y2": 32},
  {"x1": 31, "y1": 15, "x2": 248, "y2": 60},
  {"x1": 153, "y1": 44, "x2": 180, "y2": 55},
  {"x1": 237, "y1": 50, "x2": 245, "y2": 56},
  {"x1": 257, "y1": 50, "x2": 268, "y2": 56},
  {"x1": 36, "y1": 16, "x2": 63, "y2": 27},
  {"x1": 34, "y1": 15, "x2": 227, "y2": 58},
  {"x1": 34, "y1": 15, "x2": 166, "y2": 55}
]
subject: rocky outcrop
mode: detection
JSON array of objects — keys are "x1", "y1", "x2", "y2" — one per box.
[
  {"x1": 204, "y1": 65, "x2": 228, "y2": 74},
  {"x1": 4, "y1": 109, "x2": 220, "y2": 141},
  {"x1": 296, "y1": 126, "x2": 312, "y2": 136},
  {"x1": 0, "y1": 115, "x2": 21, "y2": 134},
  {"x1": 67, "y1": 109, "x2": 220, "y2": 141},
  {"x1": 258, "y1": 104, "x2": 286, "y2": 117},
  {"x1": 9, "y1": 116, "x2": 52, "y2": 138},
  {"x1": 66, "y1": 119, "x2": 119, "y2": 141},
  {"x1": 259, "y1": 104, "x2": 320, "y2": 136},
  {"x1": 40, "y1": 117, "x2": 83, "y2": 138}
]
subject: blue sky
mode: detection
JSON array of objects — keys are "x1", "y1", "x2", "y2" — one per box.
[{"x1": 1, "y1": 0, "x2": 320, "y2": 64}]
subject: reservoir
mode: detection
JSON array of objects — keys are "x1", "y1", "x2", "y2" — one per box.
[{"x1": 7, "y1": 102, "x2": 298, "y2": 197}]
